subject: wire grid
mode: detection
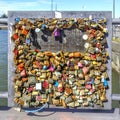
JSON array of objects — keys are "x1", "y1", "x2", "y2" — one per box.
[
  {"x1": 0, "y1": 29, "x2": 8, "y2": 106},
  {"x1": 113, "y1": 24, "x2": 120, "y2": 39},
  {"x1": 0, "y1": 29, "x2": 8, "y2": 91}
]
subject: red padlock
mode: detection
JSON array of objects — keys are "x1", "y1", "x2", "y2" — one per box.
[
  {"x1": 20, "y1": 69, "x2": 26, "y2": 77},
  {"x1": 13, "y1": 49, "x2": 18, "y2": 56},
  {"x1": 13, "y1": 33, "x2": 19, "y2": 40},
  {"x1": 42, "y1": 80, "x2": 49, "y2": 89},
  {"x1": 96, "y1": 42, "x2": 101, "y2": 48},
  {"x1": 28, "y1": 86, "x2": 34, "y2": 92},
  {"x1": 90, "y1": 54, "x2": 96, "y2": 59}
]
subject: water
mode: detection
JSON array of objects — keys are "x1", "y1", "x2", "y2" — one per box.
[{"x1": 0, "y1": 29, "x2": 120, "y2": 107}]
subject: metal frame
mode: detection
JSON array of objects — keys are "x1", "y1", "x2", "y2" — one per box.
[
  {"x1": 0, "y1": 13, "x2": 120, "y2": 110},
  {"x1": 6, "y1": 11, "x2": 112, "y2": 109}
]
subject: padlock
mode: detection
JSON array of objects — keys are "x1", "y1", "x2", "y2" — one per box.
[
  {"x1": 14, "y1": 92, "x2": 21, "y2": 98},
  {"x1": 73, "y1": 89, "x2": 80, "y2": 96},
  {"x1": 100, "y1": 64, "x2": 107, "y2": 72},
  {"x1": 22, "y1": 94, "x2": 31, "y2": 102},
  {"x1": 100, "y1": 91, "x2": 107, "y2": 102},
  {"x1": 28, "y1": 76, "x2": 36, "y2": 85},
  {"x1": 23, "y1": 82, "x2": 29, "y2": 87},
  {"x1": 61, "y1": 99, "x2": 67, "y2": 108},
  {"x1": 12, "y1": 33, "x2": 19, "y2": 40},
  {"x1": 32, "y1": 91, "x2": 39, "y2": 96},
  {"x1": 82, "y1": 102, "x2": 89, "y2": 107},
  {"x1": 85, "y1": 84, "x2": 92, "y2": 89},
  {"x1": 65, "y1": 88, "x2": 72, "y2": 96},
  {"x1": 22, "y1": 29, "x2": 28, "y2": 36},
  {"x1": 24, "y1": 101, "x2": 30, "y2": 107},
  {"x1": 30, "y1": 101, "x2": 40, "y2": 107},
  {"x1": 96, "y1": 56, "x2": 102, "y2": 62},
  {"x1": 54, "y1": 91, "x2": 62, "y2": 98},
  {"x1": 42, "y1": 80, "x2": 49, "y2": 89},
  {"x1": 18, "y1": 98, "x2": 24, "y2": 106},
  {"x1": 53, "y1": 28, "x2": 61, "y2": 37},
  {"x1": 67, "y1": 102, "x2": 75, "y2": 107},
  {"x1": 20, "y1": 69, "x2": 26, "y2": 77},
  {"x1": 102, "y1": 72, "x2": 109, "y2": 79},
  {"x1": 15, "y1": 80, "x2": 22, "y2": 87},
  {"x1": 52, "y1": 99, "x2": 60, "y2": 106},
  {"x1": 40, "y1": 72, "x2": 47, "y2": 79},
  {"x1": 35, "y1": 96, "x2": 41, "y2": 101},
  {"x1": 82, "y1": 67, "x2": 89, "y2": 75},
  {"x1": 94, "y1": 79, "x2": 101, "y2": 85}
]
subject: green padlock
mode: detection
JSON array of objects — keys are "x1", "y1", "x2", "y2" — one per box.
[{"x1": 28, "y1": 76, "x2": 36, "y2": 85}]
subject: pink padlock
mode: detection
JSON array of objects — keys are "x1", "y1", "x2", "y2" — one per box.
[
  {"x1": 90, "y1": 54, "x2": 96, "y2": 59},
  {"x1": 49, "y1": 65, "x2": 54, "y2": 72},
  {"x1": 20, "y1": 69, "x2": 26, "y2": 77},
  {"x1": 85, "y1": 84, "x2": 91, "y2": 89},
  {"x1": 82, "y1": 67, "x2": 89, "y2": 75},
  {"x1": 90, "y1": 88, "x2": 95, "y2": 93},
  {"x1": 53, "y1": 28, "x2": 61, "y2": 37},
  {"x1": 78, "y1": 62, "x2": 83, "y2": 68},
  {"x1": 28, "y1": 86, "x2": 34, "y2": 92},
  {"x1": 58, "y1": 87, "x2": 64, "y2": 92},
  {"x1": 62, "y1": 74, "x2": 67, "y2": 81},
  {"x1": 36, "y1": 96, "x2": 41, "y2": 101}
]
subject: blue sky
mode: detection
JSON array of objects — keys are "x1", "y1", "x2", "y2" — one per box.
[{"x1": 0, "y1": 0, "x2": 120, "y2": 18}]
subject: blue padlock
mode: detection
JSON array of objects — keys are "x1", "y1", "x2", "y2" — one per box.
[
  {"x1": 86, "y1": 78, "x2": 94, "y2": 84},
  {"x1": 26, "y1": 39, "x2": 31, "y2": 44},
  {"x1": 91, "y1": 78, "x2": 94, "y2": 84},
  {"x1": 15, "y1": 17, "x2": 20, "y2": 22},
  {"x1": 54, "y1": 81, "x2": 59, "y2": 87},
  {"x1": 103, "y1": 79, "x2": 108, "y2": 87},
  {"x1": 41, "y1": 24, "x2": 46, "y2": 30},
  {"x1": 43, "y1": 65, "x2": 48, "y2": 70}
]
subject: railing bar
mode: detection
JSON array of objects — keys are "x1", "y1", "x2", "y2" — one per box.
[{"x1": 0, "y1": 92, "x2": 8, "y2": 98}]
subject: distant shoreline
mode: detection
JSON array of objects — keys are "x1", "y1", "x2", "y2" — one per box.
[{"x1": 0, "y1": 26, "x2": 7, "y2": 30}]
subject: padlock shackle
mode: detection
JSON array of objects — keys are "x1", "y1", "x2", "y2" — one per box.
[{"x1": 24, "y1": 102, "x2": 48, "y2": 113}]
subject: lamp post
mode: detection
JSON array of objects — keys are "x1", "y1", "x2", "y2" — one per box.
[
  {"x1": 113, "y1": 0, "x2": 115, "y2": 18},
  {"x1": 51, "y1": 0, "x2": 53, "y2": 11}
]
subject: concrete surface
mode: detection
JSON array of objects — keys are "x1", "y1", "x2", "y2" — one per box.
[{"x1": 0, "y1": 107, "x2": 120, "y2": 120}]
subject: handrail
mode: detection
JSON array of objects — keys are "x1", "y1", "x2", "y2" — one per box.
[
  {"x1": 112, "y1": 94, "x2": 120, "y2": 100},
  {"x1": 0, "y1": 18, "x2": 120, "y2": 25},
  {"x1": 0, "y1": 92, "x2": 8, "y2": 98}
]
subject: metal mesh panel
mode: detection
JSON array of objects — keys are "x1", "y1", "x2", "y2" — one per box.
[
  {"x1": 0, "y1": 29, "x2": 8, "y2": 106},
  {"x1": 113, "y1": 24, "x2": 120, "y2": 39},
  {"x1": 0, "y1": 98, "x2": 8, "y2": 106}
]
